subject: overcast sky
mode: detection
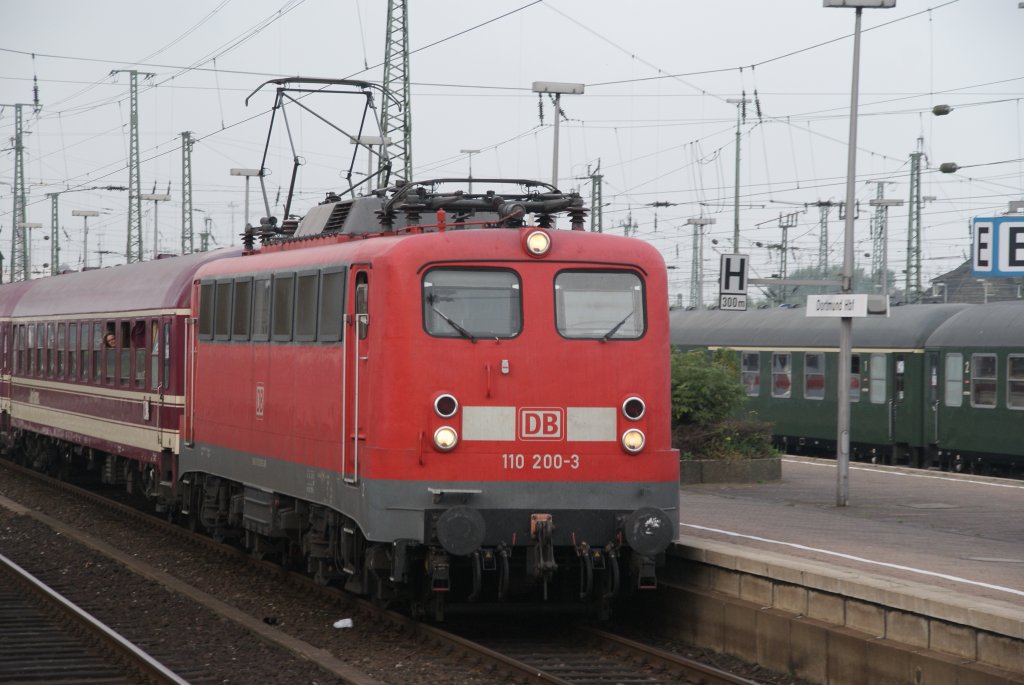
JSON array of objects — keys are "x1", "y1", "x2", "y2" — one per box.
[{"x1": 1, "y1": 0, "x2": 1022, "y2": 303}]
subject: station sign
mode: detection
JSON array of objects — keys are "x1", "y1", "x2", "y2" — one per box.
[
  {"x1": 806, "y1": 294, "x2": 869, "y2": 318},
  {"x1": 972, "y1": 216, "x2": 1024, "y2": 277},
  {"x1": 718, "y1": 254, "x2": 748, "y2": 311}
]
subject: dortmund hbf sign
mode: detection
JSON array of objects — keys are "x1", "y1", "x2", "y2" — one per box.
[{"x1": 973, "y1": 216, "x2": 1024, "y2": 277}]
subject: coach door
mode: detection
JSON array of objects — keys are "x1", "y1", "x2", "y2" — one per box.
[{"x1": 343, "y1": 269, "x2": 370, "y2": 484}]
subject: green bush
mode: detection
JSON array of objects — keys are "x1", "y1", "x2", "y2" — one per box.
[
  {"x1": 670, "y1": 348, "x2": 746, "y2": 425},
  {"x1": 670, "y1": 348, "x2": 776, "y2": 461}
]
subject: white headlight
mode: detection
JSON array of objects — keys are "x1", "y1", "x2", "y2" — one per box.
[
  {"x1": 525, "y1": 230, "x2": 551, "y2": 256},
  {"x1": 434, "y1": 426, "x2": 458, "y2": 451},
  {"x1": 621, "y1": 428, "x2": 645, "y2": 454}
]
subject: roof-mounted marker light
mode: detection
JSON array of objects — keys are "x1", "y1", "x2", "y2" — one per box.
[{"x1": 524, "y1": 230, "x2": 551, "y2": 257}]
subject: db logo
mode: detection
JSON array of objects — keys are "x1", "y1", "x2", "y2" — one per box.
[{"x1": 518, "y1": 408, "x2": 564, "y2": 440}]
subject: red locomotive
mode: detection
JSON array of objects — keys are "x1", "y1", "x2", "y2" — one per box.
[{"x1": 1, "y1": 80, "x2": 678, "y2": 618}]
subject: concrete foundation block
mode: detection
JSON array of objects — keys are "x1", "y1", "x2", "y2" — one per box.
[
  {"x1": 885, "y1": 610, "x2": 929, "y2": 649},
  {"x1": 739, "y1": 574, "x2": 773, "y2": 606},
  {"x1": 864, "y1": 638, "x2": 917, "y2": 685},
  {"x1": 807, "y1": 589, "x2": 845, "y2": 626},
  {"x1": 846, "y1": 599, "x2": 885, "y2": 637},
  {"x1": 789, "y1": 617, "x2": 829, "y2": 684},
  {"x1": 691, "y1": 590, "x2": 726, "y2": 651},
  {"x1": 826, "y1": 626, "x2": 870, "y2": 685},
  {"x1": 709, "y1": 567, "x2": 740, "y2": 597},
  {"x1": 721, "y1": 598, "x2": 760, "y2": 663},
  {"x1": 978, "y1": 631, "x2": 1024, "y2": 674},
  {"x1": 773, "y1": 584, "x2": 808, "y2": 616},
  {"x1": 755, "y1": 609, "x2": 791, "y2": 675},
  {"x1": 930, "y1": 620, "x2": 977, "y2": 660}
]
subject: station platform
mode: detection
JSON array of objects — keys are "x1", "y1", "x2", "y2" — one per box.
[{"x1": 671, "y1": 456, "x2": 1024, "y2": 675}]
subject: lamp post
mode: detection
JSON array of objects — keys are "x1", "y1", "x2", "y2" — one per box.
[
  {"x1": 868, "y1": 198, "x2": 903, "y2": 301},
  {"x1": 230, "y1": 168, "x2": 262, "y2": 233},
  {"x1": 72, "y1": 210, "x2": 100, "y2": 270},
  {"x1": 17, "y1": 222, "x2": 42, "y2": 280},
  {"x1": 532, "y1": 81, "x2": 585, "y2": 188},
  {"x1": 141, "y1": 192, "x2": 171, "y2": 260},
  {"x1": 824, "y1": 0, "x2": 895, "y2": 507},
  {"x1": 460, "y1": 149, "x2": 481, "y2": 193},
  {"x1": 349, "y1": 137, "x2": 390, "y2": 191},
  {"x1": 726, "y1": 97, "x2": 751, "y2": 252}
]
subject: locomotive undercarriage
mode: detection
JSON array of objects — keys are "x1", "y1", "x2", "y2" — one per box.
[{"x1": 1, "y1": 430, "x2": 659, "y2": 620}]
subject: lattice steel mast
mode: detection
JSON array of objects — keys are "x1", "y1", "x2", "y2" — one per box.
[
  {"x1": 379, "y1": 0, "x2": 412, "y2": 184},
  {"x1": 112, "y1": 70, "x2": 154, "y2": 263},
  {"x1": 905, "y1": 137, "x2": 925, "y2": 303},
  {"x1": 181, "y1": 131, "x2": 194, "y2": 255}
]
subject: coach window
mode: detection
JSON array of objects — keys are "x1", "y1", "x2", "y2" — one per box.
[
  {"x1": 943, "y1": 353, "x2": 963, "y2": 408},
  {"x1": 214, "y1": 280, "x2": 232, "y2": 341},
  {"x1": 971, "y1": 353, "x2": 997, "y2": 408},
  {"x1": 232, "y1": 278, "x2": 252, "y2": 340},
  {"x1": 162, "y1": 322, "x2": 171, "y2": 391},
  {"x1": 318, "y1": 268, "x2": 346, "y2": 342},
  {"x1": 554, "y1": 271, "x2": 642, "y2": 340},
  {"x1": 198, "y1": 281, "x2": 215, "y2": 341},
  {"x1": 849, "y1": 354, "x2": 861, "y2": 403},
  {"x1": 56, "y1": 323, "x2": 66, "y2": 377},
  {"x1": 424, "y1": 268, "x2": 521, "y2": 340},
  {"x1": 1008, "y1": 355, "x2": 1024, "y2": 410},
  {"x1": 150, "y1": 320, "x2": 160, "y2": 390},
  {"x1": 46, "y1": 322, "x2": 55, "y2": 376},
  {"x1": 272, "y1": 274, "x2": 295, "y2": 341},
  {"x1": 771, "y1": 352, "x2": 791, "y2": 398},
  {"x1": 741, "y1": 352, "x2": 761, "y2": 397},
  {"x1": 804, "y1": 352, "x2": 825, "y2": 400},
  {"x1": 67, "y1": 323, "x2": 77, "y2": 379},
  {"x1": 294, "y1": 271, "x2": 319, "y2": 342},
  {"x1": 15, "y1": 325, "x2": 24, "y2": 374},
  {"x1": 103, "y1": 323, "x2": 116, "y2": 383},
  {"x1": 252, "y1": 277, "x2": 271, "y2": 342},
  {"x1": 895, "y1": 355, "x2": 906, "y2": 402},
  {"x1": 869, "y1": 353, "x2": 886, "y2": 404},
  {"x1": 82, "y1": 324, "x2": 92, "y2": 382},
  {"x1": 36, "y1": 323, "x2": 44, "y2": 376},
  {"x1": 132, "y1": 320, "x2": 146, "y2": 387},
  {"x1": 93, "y1": 323, "x2": 103, "y2": 382}
]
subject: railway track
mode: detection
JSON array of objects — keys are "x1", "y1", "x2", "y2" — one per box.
[
  {"x1": 0, "y1": 551, "x2": 188, "y2": 685},
  {"x1": 0, "y1": 459, "x2": 778, "y2": 684}
]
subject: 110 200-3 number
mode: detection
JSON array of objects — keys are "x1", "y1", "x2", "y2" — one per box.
[{"x1": 502, "y1": 453, "x2": 580, "y2": 470}]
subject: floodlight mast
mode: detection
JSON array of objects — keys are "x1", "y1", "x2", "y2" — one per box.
[
  {"x1": 824, "y1": 0, "x2": 896, "y2": 507},
  {"x1": 532, "y1": 81, "x2": 585, "y2": 188}
]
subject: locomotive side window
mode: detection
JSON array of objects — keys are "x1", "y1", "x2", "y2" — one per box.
[
  {"x1": 1008, "y1": 355, "x2": 1024, "y2": 410},
  {"x1": 943, "y1": 353, "x2": 963, "y2": 407},
  {"x1": 272, "y1": 274, "x2": 295, "y2": 341},
  {"x1": 555, "y1": 271, "x2": 643, "y2": 340},
  {"x1": 849, "y1": 354, "x2": 861, "y2": 403},
  {"x1": 970, "y1": 353, "x2": 997, "y2": 408},
  {"x1": 198, "y1": 282, "x2": 215, "y2": 340},
  {"x1": 318, "y1": 268, "x2": 346, "y2": 342},
  {"x1": 804, "y1": 352, "x2": 825, "y2": 400},
  {"x1": 252, "y1": 277, "x2": 271, "y2": 341},
  {"x1": 356, "y1": 275, "x2": 369, "y2": 340},
  {"x1": 771, "y1": 352, "x2": 791, "y2": 398},
  {"x1": 214, "y1": 280, "x2": 232, "y2": 341},
  {"x1": 423, "y1": 268, "x2": 521, "y2": 339},
  {"x1": 869, "y1": 353, "x2": 886, "y2": 404},
  {"x1": 232, "y1": 278, "x2": 252, "y2": 340},
  {"x1": 294, "y1": 271, "x2": 319, "y2": 342},
  {"x1": 741, "y1": 352, "x2": 761, "y2": 397}
]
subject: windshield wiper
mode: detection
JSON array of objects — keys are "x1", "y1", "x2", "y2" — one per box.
[
  {"x1": 602, "y1": 311, "x2": 634, "y2": 341},
  {"x1": 430, "y1": 303, "x2": 477, "y2": 342}
]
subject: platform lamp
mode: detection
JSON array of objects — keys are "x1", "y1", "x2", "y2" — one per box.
[
  {"x1": 16, "y1": 222, "x2": 42, "y2": 281},
  {"x1": 824, "y1": 0, "x2": 896, "y2": 507},
  {"x1": 532, "y1": 81, "x2": 585, "y2": 188},
  {"x1": 72, "y1": 210, "x2": 100, "y2": 269},
  {"x1": 230, "y1": 168, "x2": 262, "y2": 233},
  {"x1": 141, "y1": 191, "x2": 171, "y2": 260},
  {"x1": 460, "y1": 149, "x2": 480, "y2": 194}
]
